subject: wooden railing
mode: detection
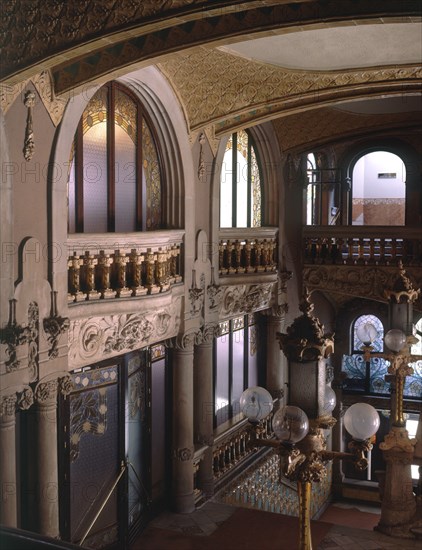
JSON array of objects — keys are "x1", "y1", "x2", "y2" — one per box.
[
  {"x1": 303, "y1": 226, "x2": 422, "y2": 265},
  {"x1": 219, "y1": 228, "x2": 278, "y2": 276},
  {"x1": 67, "y1": 231, "x2": 184, "y2": 303}
]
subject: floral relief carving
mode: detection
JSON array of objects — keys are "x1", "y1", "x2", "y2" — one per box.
[
  {"x1": 68, "y1": 298, "x2": 182, "y2": 368},
  {"x1": 23, "y1": 90, "x2": 36, "y2": 161},
  {"x1": 17, "y1": 387, "x2": 34, "y2": 410},
  {"x1": 220, "y1": 283, "x2": 275, "y2": 317},
  {"x1": 35, "y1": 379, "x2": 58, "y2": 403},
  {"x1": 0, "y1": 394, "x2": 18, "y2": 417},
  {"x1": 174, "y1": 447, "x2": 194, "y2": 462}
]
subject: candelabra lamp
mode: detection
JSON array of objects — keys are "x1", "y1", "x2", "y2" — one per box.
[
  {"x1": 355, "y1": 264, "x2": 422, "y2": 537},
  {"x1": 240, "y1": 290, "x2": 380, "y2": 550}
]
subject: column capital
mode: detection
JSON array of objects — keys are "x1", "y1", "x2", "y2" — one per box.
[
  {"x1": 0, "y1": 385, "x2": 34, "y2": 418},
  {"x1": 261, "y1": 303, "x2": 288, "y2": 321},
  {"x1": 173, "y1": 447, "x2": 194, "y2": 462},
  {"x1": 169, "y1": 329, "x2": 201, "y2": 351}
]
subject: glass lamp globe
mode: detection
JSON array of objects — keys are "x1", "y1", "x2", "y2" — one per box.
[
  {"x1": 344, "y1": 403, "x2": 380, "y2": 441},
  {"x1": 272, "y1": 405, "x2": 309, "y2": 444},
  {"x1": 356, "y1": 322, "x2": 378, "y2": 345},
  {"x1": 240, "y1": 386, "x2": 273, "y2": 423},
  {"x1": 384, "y1": 329, "x2": 407, "y2": 353},
  {"x1": 322, "y1": 385, "x2": 337, "y2": 415}
]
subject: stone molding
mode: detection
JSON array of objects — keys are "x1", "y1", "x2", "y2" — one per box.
[{"x1": 68, "y1": 298, "x2": 182, "y2": 368}]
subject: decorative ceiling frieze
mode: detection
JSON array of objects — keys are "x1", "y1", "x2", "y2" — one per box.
[
  {"x1": 159, "y1": 48, "x2": 421, "y2": 134},
  {"x1": 1, "y1": 1, "x2": 419, "y2": 92},
  {"x1": 1, "y1": 71, "x2": 66, "y2": 126},
  {"x1": 272, "y1": 107, "x2": 422, "y2": 153}
]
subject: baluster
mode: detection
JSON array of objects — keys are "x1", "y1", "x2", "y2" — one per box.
[
  {"x1": 234, "y1": 240, "x2": 242, "y2": 273},
  {"x1": 379, "y1": 238, "x2": 386, "y2": 264},
  {"x1": 96, "y1": 250, "x2": 114, "y2": 299},
  {"x1": 226, "y1": 240, "x2": 235, "y2": 274},
  {"x1": 219, "y1": 447, "x2": 226, "y2": 472},
  {"x1": 80, "y1": 251, "x2": 100, "y2": 300},
  {"x1": 219, "y1": 241, "x2": 225, "y2": 275},
  {"x1": 213, "y1": 450, "x2": 220, "y2": 476},
  {"x1": 68, "y1": 252, "x2": 84, "y2": 303},
  {"x1": 173, "y1": 245, "x2": 183, "y2": 283},
  {"x1": 145, "y1": 248, "x2": 159, "y2": 294},
  {"x1": 368, "y1": 238, "x2": 375, "y2": 264},
  {"x1": 112, "y1": 250, "x2": 132, "y2": 298},
  {"x1": 156, "y1": 247, "x2": 170, "y2": 291},
  {"x1": 391, "y1": 238, "x2": 397, "y2": 264},
  {"x1": 127, "y1": 249, "x2": 148, "y2": 296},
  {"x1": 167, "y1": 246, "x2": 175, "y2": 283},
  {"x1": 346, "y1": 237, "x2": 354, "y2": 264},
  {"x1": 256, "y1": 240, "x2": 264, "y2": 272},
  {"x1": 270, "y1": 238, "x2": 277, "y2": 270},
  {"x1": 244, "y1": 239, "x2": 252, "y2": 273}
]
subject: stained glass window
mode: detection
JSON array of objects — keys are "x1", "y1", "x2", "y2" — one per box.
[
  {"x1": 342, "y1": 314, "x2": 390, "y2": 395},
  {"x1": 406, "y1": 318, "x2": 422, "y2": 399},
  {"x1": 68, "y1": 82, "x2": 162, "y2": 233},
  {"x1": 220, "y1": 129, "x2": 262, "y2": 228}
]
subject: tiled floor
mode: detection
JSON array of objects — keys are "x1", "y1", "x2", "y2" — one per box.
[{"x1": 140, "y1": 500, "x2": 422, "y2": 549}]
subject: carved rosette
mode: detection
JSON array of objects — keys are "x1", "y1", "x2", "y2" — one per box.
[
  {"x1": 174, "y1": 447, "x2": 194, "y2": 462},
  {"x1": 277, "y1": 289, "x2": 334, "y2": 362}
]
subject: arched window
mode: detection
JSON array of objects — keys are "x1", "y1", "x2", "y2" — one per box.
[
  {"x1": 342, "y1": 314, "x2": 390, "y2": 395},
  {"x1": 351, "y1": 151, "x2": 406, "y2": 226},
  {"x1": 306, "y1": 153, "x2": 318, "y2": 225},
  {"x1": 220, "y1": 129, "x2": 262, "y2": 228},
  {"x1": 68, "y1": 82, "x2": 162, "y2": 233}
]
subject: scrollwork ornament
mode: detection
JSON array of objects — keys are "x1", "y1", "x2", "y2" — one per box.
[
  {"x1": 35, "y1": 380, "x2": 58, "y2": 404},
  {"x1": 23, "y1": 90, "x2": 36, "y2": 161},
  {"x1": 58, "y1": 375, "x2": 73, "y2": 397},
  {"x1": 174, "y1": 447, "x2": 194, "y2": 462}
]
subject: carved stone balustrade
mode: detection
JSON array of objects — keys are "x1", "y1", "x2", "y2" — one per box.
[
  {"x1": 67, "y1": 231, "x2": 184, "y2": 304},
  {"x1": 212, "y1": 414, "x2": 274, "y2": 483},
  {"x1": 303, "y1": 226, "x2": 422, "y2": 308},
  {"x1": 303, "y1": 226, "x2": 422, "y2": 266},
  {"x1": 219, "y1": 228, "x2": 278, "y2": 276}
]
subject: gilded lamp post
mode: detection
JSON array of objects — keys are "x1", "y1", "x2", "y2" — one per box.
[{"x1": 240, "y1": 290, "x2": 380, "y2": 550}]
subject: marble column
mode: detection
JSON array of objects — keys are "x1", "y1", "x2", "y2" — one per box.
[
  {"x1": 32, "y1": 379, "x2": 60, "y2": 538},
  {"x1": 0, "y1": 393, "x2": 18, "y2": 527},
  {"x1": 193, "y1": 326, "x2": 217, "y2": 497},
  {"x1": 171, "y1": 333, "x2": 196, "y2": 513},
  {"x1": 262, "y1": 307, "x2": 287, "y2": 401}
]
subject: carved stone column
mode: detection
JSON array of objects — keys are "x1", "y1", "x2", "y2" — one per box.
[
  {"x1": 194, "y1": 325, "x2": 217, "y2": 498},
  {"x1": 0, "y1": 387, "x2": 33, "y2": 527},
  {"x1": 30, "y1": 376, "x2": 71, "y2": 537},
  {"x1": 171, "y1": 332, "x2": 196, "y2": 513},
  {"x1": 0, "y1": 393, "x2": 18, "y2": 527},
  {"x1": 261, "y1": 305, "x2": 288, "y2": 401}
]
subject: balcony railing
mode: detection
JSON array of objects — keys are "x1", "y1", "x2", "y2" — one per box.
[
  {"x1": 303, "y1": 226, "x2": 422, "y2": 265},
  {"x1": 219, "y1": 227, "x2": 278, "y2": 276},
  {"x1": 67, "y1": 231, "x2": 184, "y2": 303}
]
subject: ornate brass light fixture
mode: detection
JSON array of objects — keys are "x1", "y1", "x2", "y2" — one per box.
[{"x1": 240, "y1": 289, "x2": 380, "y2": 550}]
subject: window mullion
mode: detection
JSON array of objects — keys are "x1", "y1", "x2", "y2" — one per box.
[
  {"x1": 247, "y1": 137, "x2": 252, "y2": 228},
  {"x1": 75, "y1": 123, "x2": 84, "y2": 232},
  {"x1": 136, "y1": 110, "x2": 143, "y2": 231},
  {"x1": 229, "y1": 321, "x2": 234, "y2": 418},
  {"x1": 232, "y1": 133, "x2": 237, "y2": 228},
  {"x1": 107, "y1": 83, "x2": 116, "y2": 232}
]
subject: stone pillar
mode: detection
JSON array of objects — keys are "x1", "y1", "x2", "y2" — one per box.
[
  {"x1": 0, "y1": 393, "x2": 18, "y2": 527},
  {"x1": 193, "y1": 325, "x2": 217, "y2": 498},
  {"x1": 32, "y1": 378, "x2": 62, "y2": 538},
  {"x1": 377, "y1": 436, "x2": 417, "y2": 536},
  {"x1": 0, "y1": 387, "x2": 34, "y2": 528},
  {"x1": 171, "y1": 332, "x2": 196, "y2": 513},
  {"x1": 262, "y1": 306, "x2": 287, "y2": 401}
]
